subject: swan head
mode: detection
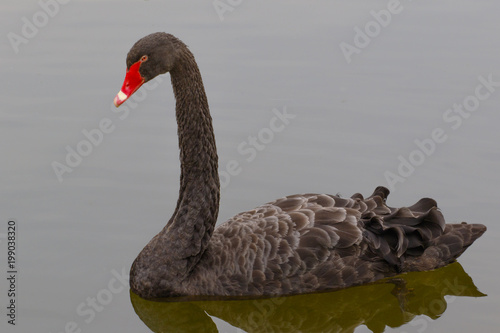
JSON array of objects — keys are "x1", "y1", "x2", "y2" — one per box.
[{"x1": 114, "y1": 32, "x2": 180, "y2": 107}]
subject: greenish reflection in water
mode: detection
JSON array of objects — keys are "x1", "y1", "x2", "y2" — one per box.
[{"x1": 130, "y1": 262, "x2": 485, "y2": 332}]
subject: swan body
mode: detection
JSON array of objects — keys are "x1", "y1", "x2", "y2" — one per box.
[{"x1": 114, "y1": 32, "x2": 486, "y2": 299}]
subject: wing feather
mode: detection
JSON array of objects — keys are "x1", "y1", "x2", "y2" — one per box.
[{"x1": 191, "y1": 186, "x2": 485, "y2": 296}]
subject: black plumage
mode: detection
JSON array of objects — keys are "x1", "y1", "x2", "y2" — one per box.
[{"x1": 114, "y1": 33, "x2": 486, "y2": 299}]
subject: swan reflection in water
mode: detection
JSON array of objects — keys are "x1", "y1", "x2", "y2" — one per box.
[{"x1": 130, "y1": 262, "x2": 485, "y2": 333}]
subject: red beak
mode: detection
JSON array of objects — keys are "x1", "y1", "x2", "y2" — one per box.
[{"x1": 114, "y1": 60, "x2": 145, "y2": 107}]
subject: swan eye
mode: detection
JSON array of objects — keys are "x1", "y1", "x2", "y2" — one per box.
[{"x1": 140, "y1": 55, "x2": 148, "y2": 62}]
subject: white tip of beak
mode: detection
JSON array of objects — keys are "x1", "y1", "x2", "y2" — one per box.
[{"x1": 113, "y1": 90, "x2": 128, "y2": 107}]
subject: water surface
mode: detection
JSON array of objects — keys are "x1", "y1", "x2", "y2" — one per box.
[{"x1": 1, "y1": 1, "x2": 499, "y2": 332}]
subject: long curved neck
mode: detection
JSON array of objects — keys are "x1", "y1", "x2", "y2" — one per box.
[
  {"x1": 130, "y1": 43, "x2": 220, "y2": 296},
  {"x1": 161, "y1": 45, "x2": 220, "y2": 272}
]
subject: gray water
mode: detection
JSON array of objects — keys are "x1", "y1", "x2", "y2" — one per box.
[{"x1": 1, "y1": 1, "x2": 499, "y2": 332}]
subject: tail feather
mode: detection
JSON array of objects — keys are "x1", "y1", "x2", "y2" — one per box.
[
  {"x1": 360, "y1": 186, "x2": 487, "y2": 273},
  {"x1": 402, "y1": 222, "x2": 486, "y2": 272},
  {"x1": 438, "y1": 223, "x2": 487, "y2": 256}
]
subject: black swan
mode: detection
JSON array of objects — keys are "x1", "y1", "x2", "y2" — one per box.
[{"x1": 113, "y1": 32, "x2": 486, "y2": 299}]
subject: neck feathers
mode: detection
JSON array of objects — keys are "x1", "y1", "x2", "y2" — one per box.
[
  {"x1": 130, "y1": 35, "x2": 220, "y2": 298},
  {"x1": 165, "y1": 43, "x2": 220, "y2": 271}
]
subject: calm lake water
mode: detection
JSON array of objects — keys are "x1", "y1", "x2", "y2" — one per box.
[{"x1": 1, "y1": 1, "x2": 499, "y2": 332}]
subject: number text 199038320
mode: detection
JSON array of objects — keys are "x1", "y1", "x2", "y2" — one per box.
[{"x1": 6, "y1": 220, "x2": 17, "y2": 325}]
